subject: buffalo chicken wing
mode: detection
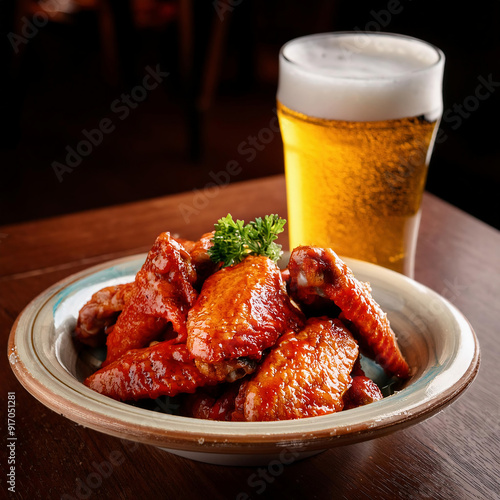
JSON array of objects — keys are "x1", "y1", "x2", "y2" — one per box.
[
  {"x1": 186, "y1": 255, "x2": 305, "y2": 381},
  {"x1": 80, "y1": 230, "x2": 408, "y2": 420},
  {"x1": 74, "y1": 282, "x2": 135, "y2": 347},
  {"x1": 286, "y1": 246, "x2": 410, "y2": 379},
  {"x1": 103, "y1": 233, "x2": 198, "y2": 366},
  {"x1": 232, "y1": 317, "x2": 359, "y2": 421},
  {"x1": 85, "y1": 341, "x2": 212, "y2": 401}
]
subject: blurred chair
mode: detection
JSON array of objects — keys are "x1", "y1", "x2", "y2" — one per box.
[
  {"x1": 8, "y1": 0, "x2": 239, "y2": 160},
  {"x1": 130, "y1": 0, "x2": 240, "y2": 160}
]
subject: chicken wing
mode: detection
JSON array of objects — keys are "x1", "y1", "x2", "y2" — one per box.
[
  {"x1": 188, "y1": 231, "x2": 218, "y2": 288},
  {"x1": 343, "y1": 375, "x2": 383, "y2": 410},
  {"x1": 174, "y1": 231, "x2": 217, "y2": 288},
  {"x1": 232, "y1": 317, "x2": 359, "y2": 421},
  {"x1": 187, "y1": 255, "x2": 305, "y2": 382},
  {"x1": 341, "y1": 357, "x2": 384, "y2": 409},
  {"x1": 74, "y1": 282, "x2": 135, "y2": 347},
  {"x1": 103, "y1": 233, "x2": 198, "y2": 366},
  {"x1": 85, "y1": 341, "x2": 212, "y2": 401},
  {"x1": 181, "y1": 381, "x2": 243, "y2": 421},
  {"x1": 286, "y1": 246, "x2": 410, "y2": 379}
]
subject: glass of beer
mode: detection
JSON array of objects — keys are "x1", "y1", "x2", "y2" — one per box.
[{"x1": 277, "y1": 32, "x2": 445, "y2": 277}]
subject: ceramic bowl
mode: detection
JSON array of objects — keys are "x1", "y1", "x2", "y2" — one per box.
[{"x1": 8, "y1": 254, "x2": 480, "y2": 466}]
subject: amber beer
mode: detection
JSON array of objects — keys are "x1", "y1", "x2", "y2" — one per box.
[{"x1": 277, "y1": 33, "x2": 445, "y2": 276}]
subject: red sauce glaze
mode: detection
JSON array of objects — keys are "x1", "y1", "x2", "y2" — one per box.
[
  {"x1": 181, "y1": 382, "x2": 242, "y2": 421},
  {"x1": 235, "y1": 317, "x2": 359, "y2": 421},
  {"x1": 187, "y1": 255, "x2": 305, "y2": 363},
  {"x1": 84, "y1": 341, "x2": 212, "y2": 401},
  {"x1": 74, "y1": 282, "x2": 135, "y2": 347},
  {"x1": 343, "y1": 375, "x2": 384, "y2": 410},
  {"x1": 103, "y1": 233, "x2": 198, "y2": 366},
  {"x1": 287, "y1": 246, "x2": 410, "y2": 379},
  {"x1": 188, "y1": 231, "x2": 218, "y2": 289},
  {"x1": 80, "y1": 235, "x2": 398, "y2": 418}
]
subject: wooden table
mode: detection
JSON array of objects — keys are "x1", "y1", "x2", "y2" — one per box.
[{"x1": 2, "y1": 175, "x2": 499, "y2": 499}]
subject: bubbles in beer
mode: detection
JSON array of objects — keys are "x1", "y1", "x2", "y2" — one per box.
[{"x1": 278, "y1": 102, "x2": 439, "y2": 274}]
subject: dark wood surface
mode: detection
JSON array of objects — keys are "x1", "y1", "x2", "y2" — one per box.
[{"x1": 2, "y1": 175, "x2": 499, "y2": 500}]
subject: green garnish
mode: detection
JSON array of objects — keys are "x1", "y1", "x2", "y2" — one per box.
[{"x1": 208, "y1": 214, "x2": 286, "y2": 267}]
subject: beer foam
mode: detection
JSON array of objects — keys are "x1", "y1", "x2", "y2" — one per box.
[{"x1": 278, "y1": 33, "x2": 444, "y2": 122}]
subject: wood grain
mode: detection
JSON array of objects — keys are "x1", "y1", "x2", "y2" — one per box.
[{"x1": 2, "y1": 175, "x2": 499, "y2": 500}]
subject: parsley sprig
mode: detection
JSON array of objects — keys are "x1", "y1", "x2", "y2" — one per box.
[{"x1": 208, "y1": 214, "x2": 286, "y2": 267}]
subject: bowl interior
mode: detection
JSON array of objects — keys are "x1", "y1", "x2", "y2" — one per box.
[
  {"x1": 10, "y1": 253, "x2": 479, "y2": 462},
  {"x1": 52, "y1": 256, "x2": 449, "y2": 395}
]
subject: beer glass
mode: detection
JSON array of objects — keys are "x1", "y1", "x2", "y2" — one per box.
[{"x1": 277, "y1": 32, "x2": 444, "y2": 277}]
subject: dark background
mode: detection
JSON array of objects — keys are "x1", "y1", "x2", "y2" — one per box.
[{"x1": 1, "y1": 0, "x2": 499, "y2": 228}]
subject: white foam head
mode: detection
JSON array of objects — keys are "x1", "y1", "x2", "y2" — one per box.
[{"x1": 277, "y1": 32, "x2": 445, "y2": 122}]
